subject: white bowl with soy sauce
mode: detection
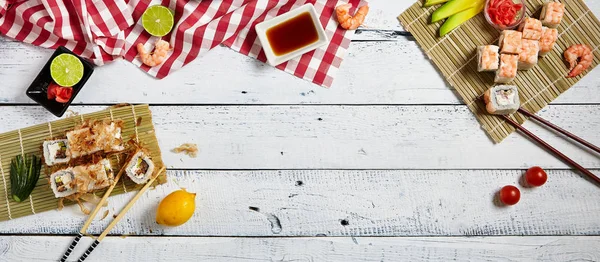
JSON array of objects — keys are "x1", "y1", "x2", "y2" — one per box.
[{"x1": 255, "y1": 4, "x2": 329, "y2": 66}]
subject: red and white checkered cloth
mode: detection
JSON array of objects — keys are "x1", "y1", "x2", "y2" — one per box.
[{"x1": 0, "y1": 0, "x2": 366, "y2": 88}]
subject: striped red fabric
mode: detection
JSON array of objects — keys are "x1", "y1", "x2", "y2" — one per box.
[{"x1": 0, "y1": 0, "x2": 365, "y2": 87}]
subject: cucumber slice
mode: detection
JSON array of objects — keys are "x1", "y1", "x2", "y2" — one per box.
[
  {"x1": 424, "y1": 0, "x2": 449, "y2": 7},
  {"x1": 431, "y1": 0, "x2": 479, "y2": 23},
  {"x1": 439, "y1": 1, "x2": 485, "y2": 37}
]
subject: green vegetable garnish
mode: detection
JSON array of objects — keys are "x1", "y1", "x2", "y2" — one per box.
[{"x1": 9, "y1": 154, "x2": 42, "y2": 202}]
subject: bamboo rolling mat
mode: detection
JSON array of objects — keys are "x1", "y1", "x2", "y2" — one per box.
[
  {"x1": 398, "y1": 0, "x2": 600, "y2": 143},
  {"x1": 0, "y1": 104, "x2": 166, "y2": 221}
]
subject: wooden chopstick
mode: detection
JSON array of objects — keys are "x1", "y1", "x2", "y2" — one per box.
[
  {"x1": 518, "y1": 107, "x2": 600, "y2": 154},
  {"x1": 502, "y1": 115, "x2": 600, "y2": 186},
  {"x1": 77, "y1": 166, "x2": 166, "y2": 262},
  {"x1": 59, "y1": 163, "x2": 127, "y2": 262}
]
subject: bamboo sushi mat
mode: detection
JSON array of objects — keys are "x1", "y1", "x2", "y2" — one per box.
[
  {"x1": 0, "y1": 104, "x2": 166, "y2": 221},
  {"x1": 398, "y1": 0, "x2": 600, "y2": 143}
]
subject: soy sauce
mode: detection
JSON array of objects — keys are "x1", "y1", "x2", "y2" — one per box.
[{"x1": 266, "y1": 12, "x2": 319, "y2": 56}]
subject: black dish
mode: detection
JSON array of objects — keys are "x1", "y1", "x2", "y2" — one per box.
[{"x1": 26, "y1": 46, "x2": 94, "y2": 117}]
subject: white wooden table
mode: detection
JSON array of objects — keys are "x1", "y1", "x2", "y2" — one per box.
[{"x1": 1, "y1": 2, "x2": 600, "y2": 261}]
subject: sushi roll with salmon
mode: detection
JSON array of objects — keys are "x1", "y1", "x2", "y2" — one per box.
[
  {"x1": 539, "y1": 27, "x2": 558, "y2": 56},
  {"x1": 540, "y1": 2, "x2": 565, "y2": 28},
  {"x1": 495, "y1": 54, "x2": 518, "y2": 83},
  {"x1": 518, "y1": 39, "x2": 539, "y2": 70},
  {"x1": 518, "y1": 18, "x2": 542, "y2": 40},
  {"x1": 483, "y1": 85, "x2": 520, "y2": 115},
  {"x1": 43, "y1": 139, "x2": 70, "y2": 166},
  {"x1": 499, "y1": 30, "x2": 522, "y2": 54},
  {"x1": 125, "y1": 149, "x2": 155, "y2": 184},
  {"x1": 478, "y1": 45, "x2": 500, "y2": 72}
]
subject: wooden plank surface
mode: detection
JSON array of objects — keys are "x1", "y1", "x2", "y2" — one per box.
[
  {"x1": 1, "y1": 236, "x2": 599, "y2": 262},
  {"x1": 0, "y1": 1, "x2": 598, "y2": 105},
  {"x1": 1, "y1": 169, "x2": 598, "y2": 236},
  {"x1": 0, "y1": 105, "x2": 599, "y2": 169},
  {"x1": 0, "y1": 1, "x2": 600, "y2": 260}
]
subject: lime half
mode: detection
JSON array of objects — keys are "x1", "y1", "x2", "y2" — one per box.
[
  {"x1": 142, "y1": 5, "x2": 174, "y2": 37},
  {"x1": 50, "y1": 54, "x2": 84, "y2": 87}
]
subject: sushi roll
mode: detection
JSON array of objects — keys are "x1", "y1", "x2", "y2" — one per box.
[
  {"x1": 478, "y1": 45, "x2": 500, "y2": 72},
  {"x1": 72, "y1": 159, "x2": 114, "y2": 193},
  {"x1": 518, "y1": 39, "x2": 539, "y2": 70},
  {"x1": 498, "y1": 30, "x2": 522, "y2": 55},
  {"x1": 539, "y1": 27, "x2": 558, "y2": 56},
  {"x1": 540, "y1": 2, "x2": 565, "y2": 28},
  {"x1": 125, "y1": 150, "x2": 155, "y2": 184},
  {"x1": 483, "y1": 85, "x2": 520, "y2": 115},
  {"x1": 42, "y1": 139, "x2": 70, "y2": 166},
  {"x1": 92, "y1": 120, "x2": 125, "y2": 153},
  {"x1": 66, "y1": 120, "x2": 124, "y2": 158},
  {"x1": 518, "y1": 18, "x2": 542, "y2": 40},
  {"x1": 50, "y1": 168, "x2": 77, "y2": 198},
  {"x1": 495, "y1": 54, "x2": 518, "y2": 83},
  {"x1": 66, "y1": 127, "x2": 101, "y2": 158}
]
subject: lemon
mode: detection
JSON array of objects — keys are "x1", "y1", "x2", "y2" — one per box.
[
  {"x1": 156, "y1": 189, "x2": 196, "y2": 226},
  {"x1": 142, "y1": 5, "x2": 174, "y2": 37},
  {"x1": 50, "y1": 54, "x2": 84, "y2": 87}
]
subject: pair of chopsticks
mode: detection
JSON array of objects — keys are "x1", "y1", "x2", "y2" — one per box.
[
  {"x1": 59, "y1": 165, "x2": 165, "y2": 262},
  {"x1": 502, "y1": 107, "x2": 600, "y2": 185}
]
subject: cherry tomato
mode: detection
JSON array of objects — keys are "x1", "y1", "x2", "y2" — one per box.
[
  {"x1": 525, "y1": 166, "x2": 547, "y2": 187},
  {"x1": 499, "y1": 185, "x2": 520, "y2": 205}
]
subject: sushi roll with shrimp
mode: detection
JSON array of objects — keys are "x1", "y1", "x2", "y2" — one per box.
[
  {"x1": 518, "y1": 39, "x2": 539, "y2": 70},
  {"x1": 50, "y1": 168, "x2": 77, "y2": 198},
  {"x1": 539, "y1": 27, "x2": 558, "y2": 56},
  {"x1": 478, "y1": 45, "x2": 500, "y2": 72},
  {"x1": 483, "y1": 85, "x2": 520, "y2": 115},
  {"x1": 498, "y1": 30, "x2": 522, "y2": 55},
  {"x1": 518, "y1": 18, "x2": 542, "y2": 40},
  {"x1": 540, "y1": 2, "x2": 565, "y2": 28},
  {"x1": 125, "y1": 149, "x2": 155, "y2": 184},
  {"x1": 42, "y1": 139, "x2": 70, "y2": 166},
  {"x1": 495, "y1": 54, "x2": 518, "y2": 83}
]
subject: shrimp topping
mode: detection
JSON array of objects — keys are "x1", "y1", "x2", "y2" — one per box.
[
  {"x1": 564, "y1": 44, "x2": 593, "y2": 78},
  {"x1": 335, "y1": 4, "x2": 369, "y2": 30},
  {"x1": 137, "y1": 39, "x2": 170, "y2": 67}
]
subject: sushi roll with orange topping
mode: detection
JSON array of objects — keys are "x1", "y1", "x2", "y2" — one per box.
[
  {"x1": 540, "y1": 2, "x2": 565, "y2": 28},
  {"x1": 518, "y1": 18, "x2": 542, "y2": 40},
  {"x1": 495, "y1": 54, "x2": 518, "y2": 83},
  {"x1": 518, "y1": 39, "x2": 539, "y2": 70},
  {"x1": 539, "y1": 27, "x2": 558, "y2": 56},
  {"x1": 478, "y1": 45, "x2": 500, "y2": 72},
  {"x1": 499, "y1": 30, "x2": 522, "y2": 54}
]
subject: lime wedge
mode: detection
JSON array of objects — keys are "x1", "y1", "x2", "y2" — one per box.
[
  {"x1": 142, "y1": 5, "x2": 174, "y2": 37},
  {"x1": 50, "y1": 54, "x2": 84, "y2": 87}
]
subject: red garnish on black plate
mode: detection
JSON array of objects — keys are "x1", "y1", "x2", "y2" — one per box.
[{"x1": 47, "y1": 82, "x2": 73, "y2": 103}]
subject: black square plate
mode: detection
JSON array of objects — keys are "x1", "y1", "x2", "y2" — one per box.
[{"x1": 26, "y1": 46, "x2": 94, "y2": 117}]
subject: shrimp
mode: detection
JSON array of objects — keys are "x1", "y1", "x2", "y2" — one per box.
[
  {"x1": 335, "y1": 4, "x2": 369, "y2": 30},
  {"x1": 563, "y1": 44, "x2": 593, "y2": 78},
  {"x1": 137, "y1": 39, "x2": 170, "y2": 67}
]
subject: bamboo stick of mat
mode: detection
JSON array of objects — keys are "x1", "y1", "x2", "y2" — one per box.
[
  {"x1": 59, "y1": 164, "x2": 127, "y2": 262},
  {"x1": 77, "y1": 167, "x2": 166, "y2": 262},
  {"x1": 518, "y1": 108, "x2": 600, "y2": 154},
  {"x1": 501, "y1": 115, "x2": 600, "y2": 186}
]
